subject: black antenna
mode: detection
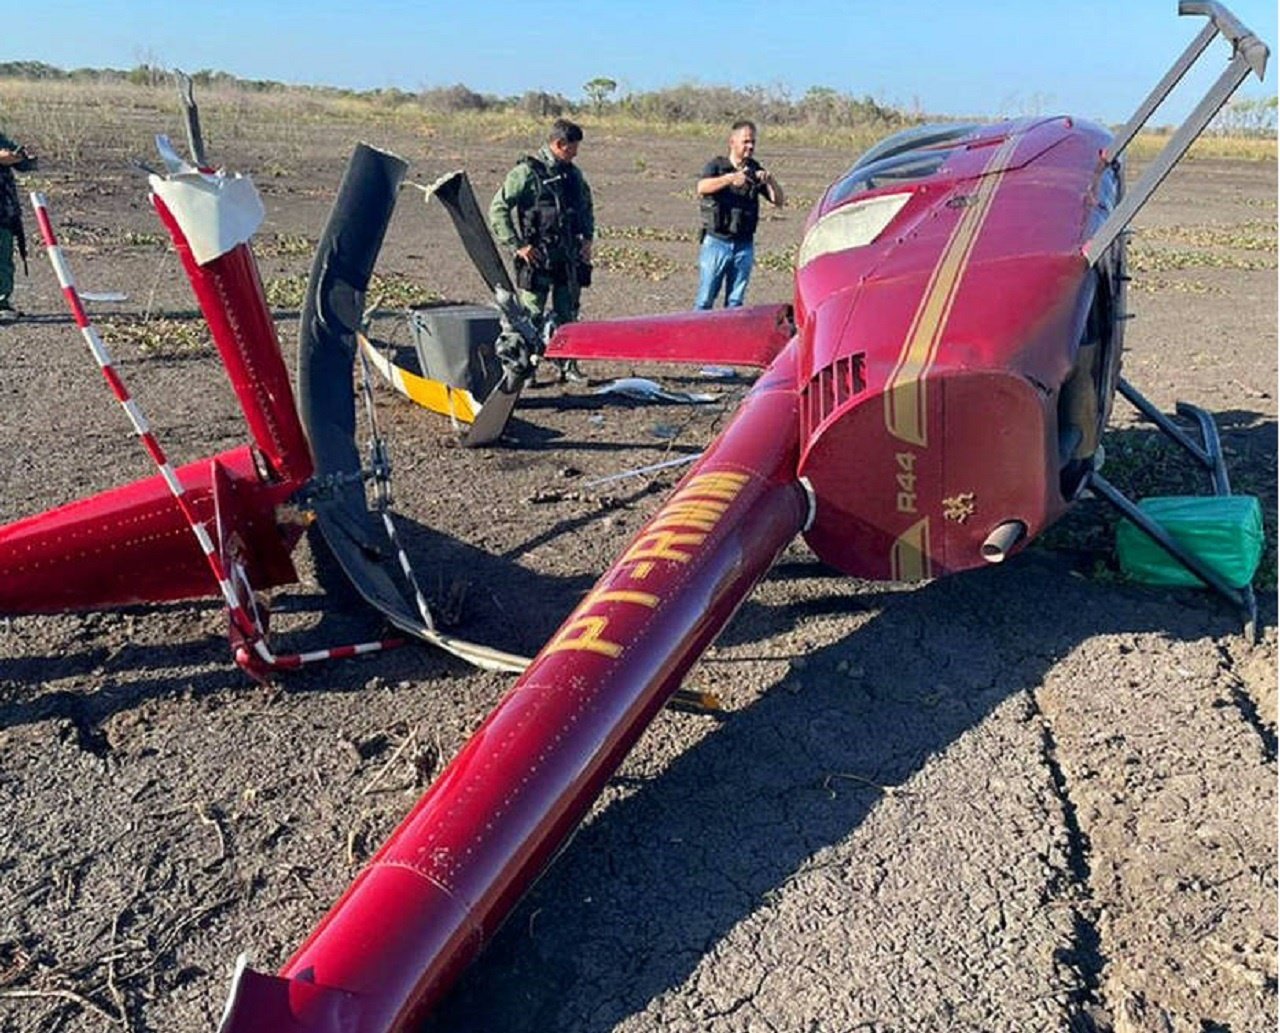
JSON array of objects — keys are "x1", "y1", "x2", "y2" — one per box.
[{"x1": 174, "y1": 69, "x2": 208, "y2": 168}]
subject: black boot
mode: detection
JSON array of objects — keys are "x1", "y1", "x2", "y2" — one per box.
[{"x1": 556, "y1": 359, "x2": 586, "y2": 384}]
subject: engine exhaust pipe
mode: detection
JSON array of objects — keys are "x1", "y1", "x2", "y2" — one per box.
[{"x1": 980, "y1": 520, "x2": 1026, "y2": 563}]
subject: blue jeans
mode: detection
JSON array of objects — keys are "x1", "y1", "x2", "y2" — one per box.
[{"x1": 695, "y1": 234, "x2": 754, "y2": 309}]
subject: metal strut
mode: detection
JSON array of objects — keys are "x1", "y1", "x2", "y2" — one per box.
[
  {"x1": 1084, "y1": 1, "x2": 1270, "y2": 266},
  {"x1": 1087, "y1": 377, "x2": 1258, "y2": 639},
  {"x1": 355, "y1": 327, "x2": 437, "y2": 633}
]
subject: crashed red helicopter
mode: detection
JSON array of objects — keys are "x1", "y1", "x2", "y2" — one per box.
[{"x1": 0, "y1": 3, "x2": 1268, "y2": 1031}]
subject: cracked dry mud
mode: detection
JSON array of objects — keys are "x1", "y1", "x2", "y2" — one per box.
[{"x1": 0, "y1": 107, "x2": 1274, "y2": 1033}]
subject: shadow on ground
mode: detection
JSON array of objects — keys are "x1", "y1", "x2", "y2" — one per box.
[
  {"x1": 425, "y1": 416, "x2": 1277, "y2": 1032},
  {"x1": 425, "y1": 542, "x2": 1269, "y2": 1032}
]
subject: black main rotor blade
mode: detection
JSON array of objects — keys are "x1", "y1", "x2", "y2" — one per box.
[
  {"x1": 296, "y1": 143, "x2": 433, "y2": 631},
  {"x1": 298, "y1": 143, "x2": 406, "y2": 492},
  {"x1": 427, "y1": 169, "x2": 518, "y2": 298},
  {"x1": 426, "y1": 168, "x2": 541, "y2": 447}
]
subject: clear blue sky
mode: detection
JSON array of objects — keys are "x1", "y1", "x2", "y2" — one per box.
[{"x1": 8, "y1": 1, "x2": 1277, "y2": 125}]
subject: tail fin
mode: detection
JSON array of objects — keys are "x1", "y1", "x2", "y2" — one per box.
[{"x1": 150, "y1": 160, "x2": 314, "y2": 483}]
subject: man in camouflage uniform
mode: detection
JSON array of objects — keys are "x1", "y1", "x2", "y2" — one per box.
[
  {"x1": 488, "y1": 118, "x2": 594, "y2": 382},
  {"x1": 0, "y1": 132, "x2": 36, "y2": 321}
]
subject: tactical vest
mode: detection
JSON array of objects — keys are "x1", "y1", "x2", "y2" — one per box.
[
  {"x1": 699, "y1": 156, "x2": 762, "y2": 242},
  {"x1": 518, "y1": 155, "x2": 583, "y2": 262}
]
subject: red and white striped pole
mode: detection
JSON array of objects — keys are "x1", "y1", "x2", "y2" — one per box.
[{"x1": 30, "y1": 191, "x2": 404, "y2": 674}]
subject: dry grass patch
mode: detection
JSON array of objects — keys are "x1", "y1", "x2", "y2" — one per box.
[
  {"x1": 256, "y1": 233, "x2": 315, "y2": 258},
  {"x1": 99, "y1": 315, "x2": 210, "y2": 357},
  {"x1": 1129, "y1": 245, "x2": 1277, "y2": 273},
  {"x1": 1130, "y1": 131, "x2": 1276, "y2": 162},
  {"x1": 756, "y1": 245, "x2": 799, "y2": 273},
  {"x1": 1128, "y1": 277, "x2": 1224, "y2": 295},
  {"x1": 265, "y1": 271, "x2": 440, "y2": 310},
  {"x1": 597, "y1": 225, "x2": 695, "y2": 243},
  {"x1": 594, "y1": 244, "x2": 680, "y2": 281},
  {"x1": 1139, "y1": 220, "x2": 1277, "y2": 251}
]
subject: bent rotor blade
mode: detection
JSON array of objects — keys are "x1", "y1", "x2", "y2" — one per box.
[
  {"x1": 297, "y1": 145, "x2": 527, "y2": 672},
  {"x1": 465, "y1": 383, "x2": 522, "y2": 446},
  {"x1": 426, "y1": 169, "x2": 539, "y2": 447},
  {"x1": 426, "y1": 169, "x2": 517, "y2": 297},
  {"x1": 425, "y1": 168, "x2": 540, "y2": 346},
  {"x1": 297, "y1": 143, "x2": 426, "y2": 632},
  {"x1": 298, "y1": 143, "x2": 405, "y2": 508}
]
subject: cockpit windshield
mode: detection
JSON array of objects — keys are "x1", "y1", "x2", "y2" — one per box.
[
  {"x1": 851, "y1": 122, "x2": 983, "y2": 171},
  {"x1": 826, "y1": 122, "x2": 982, "y2": 208}
]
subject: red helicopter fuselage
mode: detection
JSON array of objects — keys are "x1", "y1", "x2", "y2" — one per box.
[
  {"x1": 794, "y1": 116, "x2": 1121, "y2": 581},
  {"x1": 549, "y1": 115, "x2": 1125, "y2": 583}
]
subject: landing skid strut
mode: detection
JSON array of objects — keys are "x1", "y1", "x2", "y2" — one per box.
[{"x1": 1085, "y1": 377, "x2": 1258, "y2": 639}]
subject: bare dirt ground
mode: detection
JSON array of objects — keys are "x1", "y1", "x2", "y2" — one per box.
[{"x1": 0, "y1": 104, "x2": 1275, "y2": 1033}]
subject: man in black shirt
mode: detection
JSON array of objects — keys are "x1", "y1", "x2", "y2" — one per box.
[{"x1": 694, "y1": 120, "x2": 784, "y2": 309}]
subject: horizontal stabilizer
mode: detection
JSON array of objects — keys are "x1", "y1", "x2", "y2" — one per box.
[
  {"x1": 547, "y1": 303, "x2": 795, "y2": 368},
  {"x1": 0, "y1": 447, "x2": 297, "y2": 613}
]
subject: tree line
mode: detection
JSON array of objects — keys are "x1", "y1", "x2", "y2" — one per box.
[
  {"x1": 0, "y1": 61, "x2": 907, "y2": 129},
  {"x1": 3, "y1": 61, "x2": 1272, "y2": 135}
]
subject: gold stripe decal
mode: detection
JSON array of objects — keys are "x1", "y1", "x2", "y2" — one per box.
[
  {"x1": 543, "y1": 471, "x2": 750, "y2": 657},
  {"x1": 884, "y1": 133, "x2": 1021, "y2": 446},
  {"x1": 890, "y1": 517, "x2": 932, "y2": 581}
]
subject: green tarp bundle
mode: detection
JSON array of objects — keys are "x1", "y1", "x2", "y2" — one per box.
[{"x1": 1116, "y1": 495, "x2": 1264, "y2": 589}]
